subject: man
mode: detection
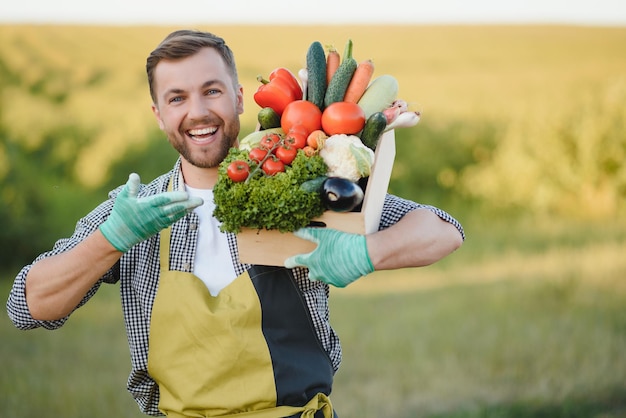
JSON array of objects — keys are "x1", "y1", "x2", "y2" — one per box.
[{"x1": 7, "y1": 29, "x2": 464, "y2": 417}]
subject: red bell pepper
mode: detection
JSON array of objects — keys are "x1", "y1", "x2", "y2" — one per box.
[{"x1": 253, "y1": 67, "x2": 303, "y2": 116}]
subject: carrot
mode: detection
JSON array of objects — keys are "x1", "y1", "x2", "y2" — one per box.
[
  {"x1": 325, "y1": 45, "x2": 340, "y2": 85},
  {"x1": 343, "y1": 59, "x2": 375, "y2": 103}
]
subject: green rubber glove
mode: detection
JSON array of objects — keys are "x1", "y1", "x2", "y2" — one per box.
[
  {"x1": 284, "y1": 227, "x2": 375, "y2": 288},
  {"x1": 100, "y1": 173, "x2": 203, "y2": 252}
]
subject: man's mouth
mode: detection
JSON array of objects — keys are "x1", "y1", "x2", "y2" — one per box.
[{"x1": 187, "y1": 126, "x2": 218, "y2": 141}]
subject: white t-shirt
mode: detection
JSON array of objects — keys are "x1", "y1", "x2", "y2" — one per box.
[{"x1": 185, "y1": 186, "x2": 237, "y2": 296}]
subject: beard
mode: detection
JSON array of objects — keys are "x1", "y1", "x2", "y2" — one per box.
[{"x1": 170, "y1": 117, "x2": 240, "y2": 169}]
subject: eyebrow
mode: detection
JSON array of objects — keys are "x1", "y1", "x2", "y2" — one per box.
[{"x1": 162, "y1": 79, "x2": 225, "y2": 100}]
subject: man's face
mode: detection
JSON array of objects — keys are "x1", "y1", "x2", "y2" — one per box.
[{"x1": 151, "y1": 47, "x2": 244, "y2": 168}]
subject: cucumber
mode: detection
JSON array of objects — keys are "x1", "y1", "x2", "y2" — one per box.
[
  {"x1": 360, "y1": 111, "x2": 387, "y2": 151},
  {"x1": 299, "y1": 176, "x2": 328, "y2": 193},
  {"x1": 306, "y1": 41, "x2": 327, "y2": 110},
  {"x1": 357, "y1": 74, "x2": 399, "y2": 119},
  {"x1": 257, "y1": 107, "x2": 281, "y2": 129},
  {"x1": 324, "y1": 39, "x2": 357, "y2": 108}
]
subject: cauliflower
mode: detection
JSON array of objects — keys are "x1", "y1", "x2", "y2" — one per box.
[{"x1": 318, "y1": 134, "x2": 375, "y2": 182}]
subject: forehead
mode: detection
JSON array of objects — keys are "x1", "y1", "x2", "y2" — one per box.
[{"x1": 153, "y1": 47, "x2": 231, "y2": 93}]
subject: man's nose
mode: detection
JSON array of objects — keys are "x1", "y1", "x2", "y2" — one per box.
[{"x1": 187, "y1": 95, "x2": 210, "y2": 120}]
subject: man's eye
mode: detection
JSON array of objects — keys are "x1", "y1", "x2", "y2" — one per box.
[
  {"x1": 206, "y1": 89, "x2": 221, "y2": 96},
  {"x1": 169, "y1": 96, "x2": 183, "y2": 103}
]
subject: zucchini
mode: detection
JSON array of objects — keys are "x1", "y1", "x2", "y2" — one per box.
[
  {"x1": 306, "y1": 41, "x2": 327, "y2": 110},
  {"x1": 324, "y1": 39, "x2": 357, "y2": 108},
  {"x1": 360, "y1": 111, "x2": 387, "y2": 151},
  {"x1": 357, "y1": 74, "x2": 399, "y2": 119},
  {"x1": 257, "y1": 107, "x2": 281, "y2": 130}
]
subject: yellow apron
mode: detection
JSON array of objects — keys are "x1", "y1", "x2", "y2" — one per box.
[{"x1": 147, "y1": 224, "x2": 334, "y2": 418}]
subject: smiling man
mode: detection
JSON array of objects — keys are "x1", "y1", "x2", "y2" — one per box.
[
  {"x1": 150, "y1": 45, "x2": 243, "y2": 177},
  {"x1": 7, "y1": 29, "x2": 464, "y2": 417}
]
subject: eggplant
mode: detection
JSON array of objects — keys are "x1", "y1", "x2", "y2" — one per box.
[{"x1": 321, "y1": 177, "x2": 364, "y2": 212}]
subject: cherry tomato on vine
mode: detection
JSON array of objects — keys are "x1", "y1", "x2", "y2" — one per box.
[
  {"x1": 260, "y1": 132, "x2": 281, "y2": 150},
  {"x1": 284, "y1": 129, "x2": 307, "y2": 149},
  {"x1": 226, "y1": 160, "x2": 250, "y2": 182},
  {"x1": 276, "y1": 145, "x2": 298, "y2": 165},
  {"x1": 262, "y1": 158, "x2": 285, "y2": 176},
  {"x1": 249, "y1": 147, "x2": 268, "y2": 162}
]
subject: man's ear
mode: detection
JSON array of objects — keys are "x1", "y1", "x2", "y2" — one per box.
[
  {"x1": 152, "y1": 103, "x2": 165, "y2": 130},
  {"x1": 236, "y1": 85, "x2": 245, "y2": 115}
]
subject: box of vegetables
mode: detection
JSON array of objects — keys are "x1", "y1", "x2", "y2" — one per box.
[{"x1": 213, "y1": 39, "x2": 420, "y2": 266}]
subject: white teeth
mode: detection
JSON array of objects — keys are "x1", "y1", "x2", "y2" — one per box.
[{"x1": 188, "y1": 127, "x2": 217, "y2": 136}]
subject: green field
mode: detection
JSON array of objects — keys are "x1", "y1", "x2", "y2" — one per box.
[{"x1": 2, "y1": 23, "x2": 626, "y2": 417}]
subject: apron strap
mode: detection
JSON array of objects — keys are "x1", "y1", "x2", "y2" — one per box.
[
  {"x1": 273, "y1": 392, "x2": 333, "y2": 418},
  {"x1": 159, "y1": 173, "x2": 176, "y2": 272},
  {"x1": 159, "y1": 223, "x2": 172, "y2": 272},
  {"x1": 164, "y1": 393, "x2": 333, "y2": 418},
  {"x1": 296, "y1": 392, "x2": 334, "y2": 418}
]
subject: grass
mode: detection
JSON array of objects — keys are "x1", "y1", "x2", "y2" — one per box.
[
  {"x1": 2, "y1": 218, "x2": 625, "y2": 417},
  {"x1": 330, "y1": 277, "x2": 626, "y2": 417},
  {"x1": 1, "y1": 281, "x2": 143, "y2": 417}
]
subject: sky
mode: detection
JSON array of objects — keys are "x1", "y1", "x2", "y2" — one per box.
[{"x1": 1, "y1": 0, "x2": 626, "y2": 26}]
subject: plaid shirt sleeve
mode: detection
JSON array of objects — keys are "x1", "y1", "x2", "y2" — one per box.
[
  {"x1": 379, "y1": 194, "x2": 465, "y2": 239},
  {"x1": 6, "y1": 195, "x2": 120, "y2": 331}
]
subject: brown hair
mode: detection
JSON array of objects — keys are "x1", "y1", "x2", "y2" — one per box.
[{"x1": 146, "y1": 29, "x2": 239, "y2": 103}]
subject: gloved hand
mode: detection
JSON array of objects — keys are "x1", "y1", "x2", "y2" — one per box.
[
  {"x1": 284, "y1": 227, "x2": 374, "y2": 288},
  {"x1": 100, "y1": 173, "x2": 203, "y2": 252}
]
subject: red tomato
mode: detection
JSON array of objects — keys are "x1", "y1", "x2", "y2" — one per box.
[
  {"x1": 226, "y1": 160, "x2": 250, "y2": 182},
  {"x1": 260, "y1": 132, "x2": 281, "y2": 150},
  {"x1": 321, "y1": 101, "x2": 366, "y2": 135},
  {"x1": 248, "y1": 147, "x2": 268, "y2": 162},
  {"x1": 287, "y1": 124, "x2": 308, "y2": 136},
  {"x1": 262, "y1": 158, "x2": 285, "y2": 176},
  {"x1": 276, "y1": 146, "x2": 297, "y2": 165},
  {"x1": 284, "y1": 129, "x2": 307, "y2": 149},
  {"x1": 281, "y1": 100, "x2": 322, "y2": 136}
]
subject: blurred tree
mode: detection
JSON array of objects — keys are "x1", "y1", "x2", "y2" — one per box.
[
  {"x1": 390, "y1": 119, "x2": 499, "y2": 213},
  {"x1": 0, "y1": 126, "x2": 102, "y2": 272},
  {"x1": 102, "y1": 127, "x2": 179, "y2": 191},
  {"x1": 460, "y1": 79, "x2": 626, "y2": 220}
]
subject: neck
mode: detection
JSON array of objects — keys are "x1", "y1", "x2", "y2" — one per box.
[{"x1": 180, "y1": 159, "x2": 219, "y2": 189}]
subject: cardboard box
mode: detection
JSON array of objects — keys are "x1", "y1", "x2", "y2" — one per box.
[{"x1": 236, "y1": 129, "x2": 396, "y2": 266}]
